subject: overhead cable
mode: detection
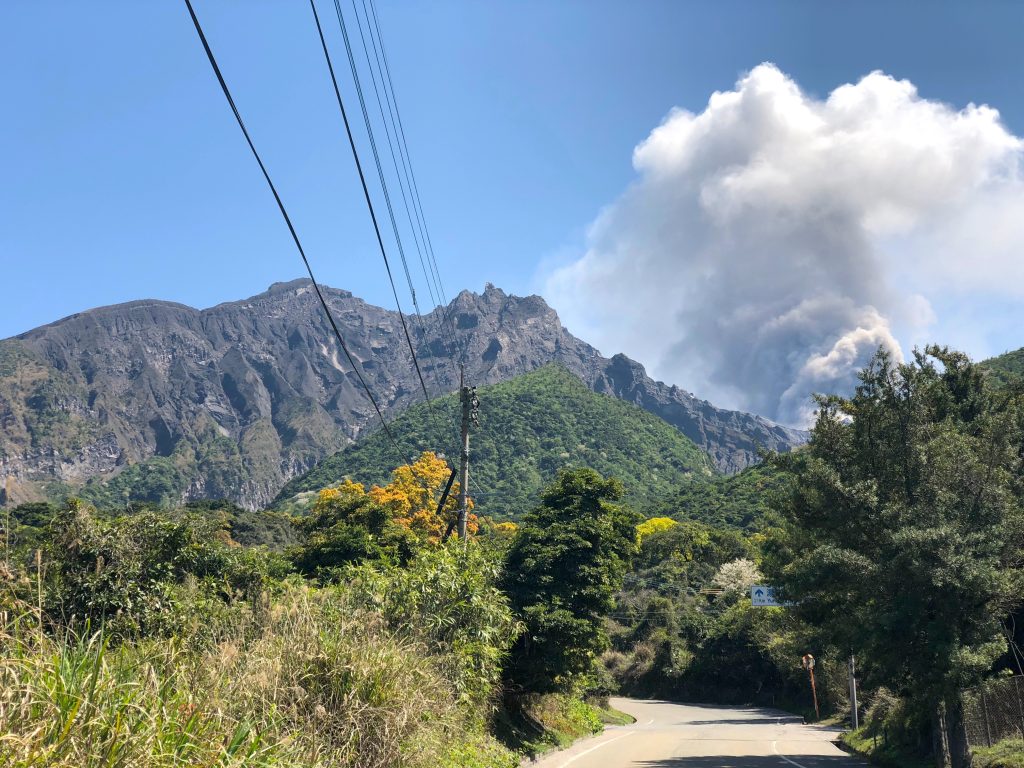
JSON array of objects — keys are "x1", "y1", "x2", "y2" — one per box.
[
  {"x1": 363, "y1": 0, "x2": 467, "y2": 366},
  {"x1": 346, "y1": 0, "x2": 457, "y2": 365},
  {"x1": 307, "y1": 0, "x2": 449, "y2": 458},
  {"x1": 312, "y1": 0, "x2": 457, "y2": 459},
  {"x1": 183, "y1": 0, "x2": 405, "y2": 466}
]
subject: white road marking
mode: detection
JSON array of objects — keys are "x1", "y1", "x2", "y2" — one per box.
[
  {"x1": 558, "y1": 731, "x2": 636, "y2": 766},
  {"x1": 646, "y1": 718, "x2": 655, "y2": 725},
  {"x1": 772, "y1": 739, "x2": 811, "y2": 768}
]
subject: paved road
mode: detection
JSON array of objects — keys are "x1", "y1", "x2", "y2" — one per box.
[{"x1": 530, "y1": 698, "x2": 867, "y2": 768}]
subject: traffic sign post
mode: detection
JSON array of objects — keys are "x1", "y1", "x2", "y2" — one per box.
[{"x1": 802, "y1": 654, "x2": 820, "y2": 721}]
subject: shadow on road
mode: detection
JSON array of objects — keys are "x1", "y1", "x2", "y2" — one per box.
[
  {"x1": 635, "y1": 758, "x2": 860, "y2": 767},
  {"x1": 676, "y1": 717, "x2": 805, "y2": 726}
]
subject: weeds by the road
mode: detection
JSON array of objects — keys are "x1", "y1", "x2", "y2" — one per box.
[
  {"x1": 972, "y1": 738, "x2": 1024, "y2": 768},
  {"x1": 841, "y1": 727, "x2": 932, "y2": 768},
  {"x1": 493, "y1": 693, "x2": 605, "y2": 759},
  {"x1": 0, "y1": 586, "x2": 517, "y2": 768}
]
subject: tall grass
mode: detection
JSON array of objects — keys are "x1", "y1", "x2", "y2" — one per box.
[{"x1": 0, "y1": 584, "x2": 515, "y2": 768}]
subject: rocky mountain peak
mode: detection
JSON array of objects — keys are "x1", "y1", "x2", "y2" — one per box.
[{"x1": 0, "y1": 282, "x2": 807, "y2": 509}]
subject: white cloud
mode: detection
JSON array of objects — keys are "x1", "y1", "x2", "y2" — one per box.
[{"x1": 546, "y1": 63, "x2": 1024, "y2": 426}]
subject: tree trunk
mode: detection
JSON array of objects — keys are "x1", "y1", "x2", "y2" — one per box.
[
  {"x1": 933, "y1": 701, "x2": 952, "y2": 768},
  {"x1": 933, "y1": 698, "x2": 971, "y2": 768}
]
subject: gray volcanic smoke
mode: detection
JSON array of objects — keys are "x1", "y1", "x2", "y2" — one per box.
[{"x1": 547, "y1": 64, "x2": 1024, "y2": 425}]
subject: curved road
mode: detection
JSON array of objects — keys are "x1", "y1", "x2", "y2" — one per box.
[{"x1": 531, "y1": 698, "x2": 867, "y2": 768}]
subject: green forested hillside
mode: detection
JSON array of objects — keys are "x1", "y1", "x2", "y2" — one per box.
[
  {"x1": 981, "y1": 347, "x2": 1024, "y2": 388},
  {"x1": 652, "y1": 461, "x2": 792, "y2": 530},
  {"x1": 275, "y1": 365, "x2": 713, "y2": 517}
]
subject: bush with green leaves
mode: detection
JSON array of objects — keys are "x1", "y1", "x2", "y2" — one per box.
[
  {"x1": 347, "y1": 542, "x2": 521, "y2": 709},
  {"x1": 288, "y1": 483, "x2": 419, "y2": 579},
  {"x1": 42, "y1": 500, "x2": 289, "y2": 639},
  {"x1": 502, "y1": 468, "x2": 641, "y2": 694},
  {"x1": 629, "y1": 518, "x2": 750, "y2": 590}
]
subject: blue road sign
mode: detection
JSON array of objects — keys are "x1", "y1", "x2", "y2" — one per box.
[{"x1": 751, "y1": 585, "x2": 782, "y2": 607}]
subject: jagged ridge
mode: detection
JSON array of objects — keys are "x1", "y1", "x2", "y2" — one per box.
[{"x1": 0, "y1": 279, "x2": 806, "y2": 509}]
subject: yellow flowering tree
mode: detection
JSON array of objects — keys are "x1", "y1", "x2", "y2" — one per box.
[
  {"x1": 368, "y1": 451, "x2": 476, "y2": 540},
  {"x1": 368, "y1": 450, "x2": 474, "y2": 541},
  {"x1": 293, "y1": 452, "x2": 479, "y2": 580},
  {"x1": 636, "y1": 516, "x2": 678, "y2": 543}
]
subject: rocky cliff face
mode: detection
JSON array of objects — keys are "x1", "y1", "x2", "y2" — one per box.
[{"x1": 0, "y1": 279, "x2": 805, "y2": 508}]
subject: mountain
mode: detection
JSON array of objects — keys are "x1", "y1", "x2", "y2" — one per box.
[
  {"x1": 275, "y1": 365, "x2": 713, "y2": 517},
  {"x1": 980, "y1": 347, "x2": 1024, "y2": 389},
  {"x1": 0, "y1": 279, "x2": 806, "y2": 509}
]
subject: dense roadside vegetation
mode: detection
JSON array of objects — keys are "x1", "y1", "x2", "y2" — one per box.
[
  {"x1": 772, "y1": 347, "x2": 1024, "y2": 766},
  {"x1": 0, "y1": 457, "x2": 640, "y2": 767},
  {"x1": 600, "y1": 346, "x2": 1024, "y2": 768},
  {"x1": 651, "y1": 461, "x2": 789, "y2": 530},
  {"x1": 3, "y1": 344, "x2": 1023, "y2": 766}
]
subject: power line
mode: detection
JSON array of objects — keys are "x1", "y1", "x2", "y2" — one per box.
[
  {"x1": 183, "y1": 0, "x2": 406, "y2": 468},
  {"x1": 361, "y1": 0, "x2": 468, "y2": 368},
  {"x1": 365, "y1": 0, "x2": 451, "y2": 310},
  {"x1": 346, "y1": 0, "x2": 460, "y2": 372},
  {"x1": 307, "y1": 0, "x2": 450, "y2": 458},
  {"x1": 355, "y1": 0, "x2": 452, "y2": 335},
  {"x1": 320, "y1": 0, "x2": 463, "y2": 462},
  {"x1": 341, "y1": 0, "x2": 467, "y2": 463},
  {"x1": 328, "y1": 0, "x2": 454, "y2": 401}
]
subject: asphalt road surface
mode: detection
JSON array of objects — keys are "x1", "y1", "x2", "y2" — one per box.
[{"x1": 530, "y1": 698, "x2": 868, "y2": 768}]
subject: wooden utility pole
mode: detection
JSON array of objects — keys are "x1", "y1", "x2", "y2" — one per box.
[
  {"x1": 457, "y1": 366, "x2": 478, "y2": 540},
  {"x1": 457, "y1": 382, "x2": 470, "y2": 540}
]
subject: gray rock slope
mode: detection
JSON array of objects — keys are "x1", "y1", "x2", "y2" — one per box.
[{"x1": 0, "y1": 279, "x2": 805, "y2": 508}]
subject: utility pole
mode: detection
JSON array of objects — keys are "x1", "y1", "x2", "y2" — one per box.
[
  {"x1": 849, "y1": 654, "x2": 860, "y2": 730},
  {"x1": 457, "y1": 366, "x2": 478, "y2": 540}
]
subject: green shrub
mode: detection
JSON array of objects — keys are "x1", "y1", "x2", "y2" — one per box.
[
  {"x1": 0, "y1": 585, "x2": 511, "y2": 768},
  {"x1": 973, "y1": 738, "x2": 1024, "y2": 768},
  {"x1": 841, "y1": 688, "x2": 931, "y2": 768},
  {"x1": 42, "y1": 501, "x2": 289, "y2": 640},
  {"x1": 346, "y1": 542, "x2": 521, "y2": 709}
]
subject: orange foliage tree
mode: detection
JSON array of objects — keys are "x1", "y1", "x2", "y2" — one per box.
[{"x1": 366, "y1": 451, "x2": 476, "y2": 541}]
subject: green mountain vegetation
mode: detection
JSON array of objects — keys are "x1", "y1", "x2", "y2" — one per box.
[
  {"x1": 72, "y1": 430, "x2": 274, "y2": 514},
  {"x1": 652, "y1": 461, "x2": 791, "y2": 530},
  {"x1": 275, "y1": 365, "x2": 713, "y2": 518},
  {"x1": 980, "y1": 346, "x2": 1024, "y2": 388},
  {"x1": 0, "y1": 339, "x2": 99, "y2": 461}
]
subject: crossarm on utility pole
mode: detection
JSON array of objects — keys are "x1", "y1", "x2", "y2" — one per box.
[{"x1": 437, "y1": 467, "x2": 458, "y2": 543}]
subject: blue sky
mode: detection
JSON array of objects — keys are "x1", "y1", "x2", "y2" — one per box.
[{"x1": 3, "y1": 1, "x2": 1024, "y2": 418}]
